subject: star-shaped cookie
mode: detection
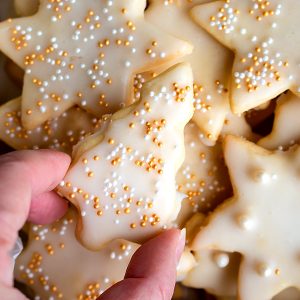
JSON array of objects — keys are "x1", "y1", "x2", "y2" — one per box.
[
  {"x1": 0, "y1": 0, "x2": 192, "y2": 129},
  {"x1": 259, "y1": 92, "x2": 300, "y2": 151},
  {"x1": 57, "y1": 63, "x2": 194, "y2": 250},
  {"x1": 192, "y1": 0, "x2": 300, "y2": 113},
  {"x1": 192, "y1": 136, "x2": 300, "y2": 300},
  {"x1": 15, "y1": 208, "x2": 139, "y2": 299},
  {"x1": 0, "y1": 97, "x2": 102, "y2": 154},
  {"x1": 146, "y1": 0, "x2": 233, "y2": 145}
]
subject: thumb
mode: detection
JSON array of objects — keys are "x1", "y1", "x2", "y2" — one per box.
[{"x1": 98, "y1": 229, "x2": 185, "y2": 300}]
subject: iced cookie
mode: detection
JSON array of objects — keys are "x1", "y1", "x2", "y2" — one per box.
[
  {"x1": 14, "y1": 0, "x2": 39, "y2": 17},
  {"x1": 15, "y1": 208, "x2": 139, "y2": 299},
  {"x1": 0, "y1": 0, "x2": 192, "y2": 129},
  {"x1": 259, "y1": 92, "x2": 300, "y2": 150},
  {"x1": 191, "y1": 0, "x2": 300, "y2": 114},
  {"x1": 57, "y1": 63, "x2": 194, "y2": 250},
  {"x1": 0, "y1": 98, "x2": 102, "y2": 154},
  {"x1": 176, "y1": 122, "x2": 232, "y2": 226},
  {"x1": 146, "y1": 0, "x2": 233, "y2": 145},
  {"x1": 183, "y1": 213, "x2": 240, "y2": 297},
  {"x1": 192, "y1": 136, "x2": 300, "y2": 300}
]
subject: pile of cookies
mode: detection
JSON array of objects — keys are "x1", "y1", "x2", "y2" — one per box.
[{"x1": 0, "y1": 0, "x2": 299, "y2": 299}]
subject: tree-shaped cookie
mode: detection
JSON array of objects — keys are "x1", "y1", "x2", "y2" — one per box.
[
  {"x1": 0, "y1": 0, "x2": 192, "y2": 129},
  {"x1": 15, "y1": 208, "x2": 139, "y2": 299},
  {"x1": 192, "y1": 0, "x2": 300, "y2": 113},
  {"x1": 58, "y1": 63, "x2": 194, "y2": 250},
  {"x1": 0, "y1": 98, "x2": 102, "y2": 154},
  {"x1": 192, "y1": 136, "x2": 300, "y2": 300},
  {"x1": 259, "y1": 92, "x2": 300, "y2": 151},
  {"x1": 146, "y1": 0, "x2": 233, "y2": 145}
]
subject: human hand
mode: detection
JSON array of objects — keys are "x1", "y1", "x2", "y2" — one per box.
[
  {"x1": 0, "y1": 150, "x2": 185, "y2": 300},
  {"x1": 0, "y1": 150, "x2": 71, "y2": 299}
]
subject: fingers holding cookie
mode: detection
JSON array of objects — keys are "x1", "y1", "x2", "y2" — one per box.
[{"x1": 58, "y1": 63, "x2": 194, "y2": 250}]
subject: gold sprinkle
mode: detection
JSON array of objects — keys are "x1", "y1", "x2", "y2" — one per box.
[{"x1": 130, "y1": 223, "x2": 136, "y2": 229}]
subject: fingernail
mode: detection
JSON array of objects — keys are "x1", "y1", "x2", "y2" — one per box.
[{"x1": 176, "y1": 229, "x2": 186, "y2": 262}]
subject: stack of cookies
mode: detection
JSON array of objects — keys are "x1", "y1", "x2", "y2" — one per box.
[{"x1": 0, "y1": 0, "x2": 299, "y2": 299}]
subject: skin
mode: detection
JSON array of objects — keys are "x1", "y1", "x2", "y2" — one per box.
[{"x1": 0, "y1": 150, "x2": 184, "y2": 300}]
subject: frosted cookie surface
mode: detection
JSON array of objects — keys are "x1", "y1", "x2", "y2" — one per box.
[{"x1": 58, "y1": 64, "x2": 194, "y2": 249}]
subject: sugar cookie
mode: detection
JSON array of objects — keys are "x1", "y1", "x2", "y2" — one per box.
[
  {"x1": 146, "y1": 0, "x2": 233, "y2": 145},
  {"x1": 0, "y1": 0, "x2": 192, "y2": 129},
  {"x1": 15, "y1": 208, "x2": 139, "y2": 300},
  {"x1": 192, "y1": 136, "x2": 300, "y2": 300},
  {"x1": 191, "y1": 0, "x2": 300, "y2": 114},
  {"x1": 176, "y1": 122, "x2": 232, "y2": 226},
  {"x1": 57, "y1": 63, "x2": 194, "y2": 249},
  {"x1": 183, "y1": 213, "x2": 240, "y2": 297},
  {"x1": 259, "y1": 92, "x2": 300, "y2": 151},
  {"x1": 14, "y1": 0, "x2": 39, "y2": 17},
  {"x1": 0, "y1": 98, "x2": 102, "y2": 154}
]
